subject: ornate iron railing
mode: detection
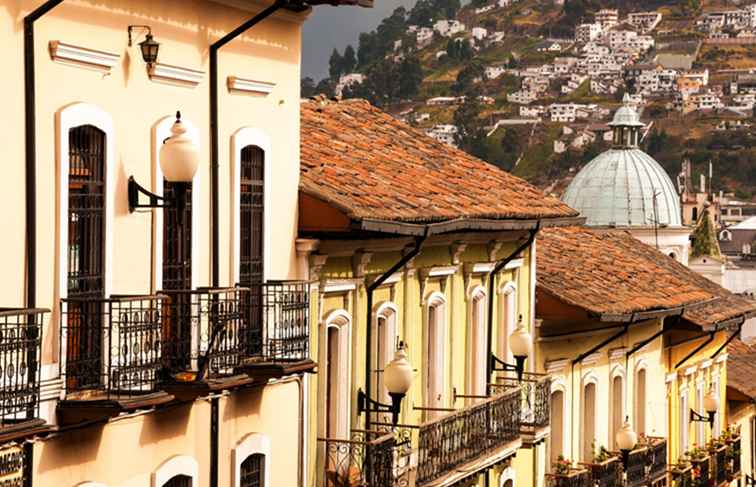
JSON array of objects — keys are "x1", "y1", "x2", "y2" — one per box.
[
  {"x1": 647, "y1": 437, "x2": 668, "y2": 482},
  {"x1": 546, "y1": 468, "x2": 592, "y2": 487},
  {"x1": 318, "y1": 429, "x2": 411, "y2": 487},
  {"x1": 582, "y1": 457, "x2": 622, "y2": 487},
  {"x1": 691, "y1": 456, "x2": 710, "y2": 485},
  {"x1": 712, "y1": 445, "x2": 727, "y2": 485},
  {"x1": 671, "y1": 465, "x2": 692, "y2": 487},
  {"x1": 625, "y1": 447, "x2": 648, "y2": 487},
  {"x1": 259, "y1": 281, "x2": 309, "y2": 362},
  {"x1": 492, "y1": 373, "x2": 551, "y2": 433},
  {"x1": 730, "y1": 436, "x2": 741, "y2": 476},
  {"x1": 0, "y1": 308, "x2": 46, "y2": 424},
  {"x1": 416, "y1": 388, "x2": 520, "y2": 485},
  {"x1": 61, "y1": 295, "x2": 168, "y2": 397}
]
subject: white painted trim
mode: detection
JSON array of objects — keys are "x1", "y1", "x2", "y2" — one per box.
[
  {"x1": 428, "y1": 266, "x2": 458, "y2": 277},
  {"x1": 698, "y1": 359, "x2": 713, "y2": 370},
  {"x1": 148, "y1": 63, "x2": 204, "y2": 87},
  {"x1": 374, "y1": 302, "x2": 399, "y2": 404},
  {"x1": 425, "y1": 292, "x2": 448, "y2": 415},
  {"x1": 683, "y1": 366, "x2": 697, "y2": 376},
  {"x1": 610, "y1": 364, "x2": 626, "y2": 379},
  {"x1": 609, "y1": 348, "x2": 627, "y2": 361},
  {"x1": 323, "y1": 282, "x2": 357, "y2": 294},
  {"x1": 152, "y1": 455, "x2": 199, "y2": 487},
  {"x1": 230, "y1": 127, "x2": 272, "y2": 285},
  {"x1": 715, "y1": 353, "x2": 728, "y2": 364},
  {"x1": 580, "y1": 351, "x2": 602, "y2": 365},
  {"x1": 499, "y1": 466, "x2": 516, "y2": 487},
  {"x1": 545, "y1": 358, "x2": 568, "y2": 375},
  {"x1": 580, "y1": 373, "x2": 600, "y2": 461},
  {"x1": 152, "y1": 115, "x2": 201, "y2": 292},
  {"x1": 467, "y1": 286, "x2": 488, "y2": 396},
  {"x1": 505, "y1": 257, "x2": 524, "y2": 269},
  {"x1": 49, "y1": 41, "x2": 119, "y2": 71},
  {"x1": 472, "y1": 262, "x2": 495, "y2": 274},
  {"x1": 499, "y1": 281, "x2": 517, "y2": 296},
  {"x1": 323, "y1": 309, "x2": 352, "y2": 439},
  {"x1": 227, "y1": 76, "x2": 276, "y2": 95},
  {"x1": 665, "y1": 372, "x2": 677, "y2": 383},
  {"x1": 76, "y1": 483, "x2": 109, "y2": 487},
  {"x1": 232, "y1": 433, "x2": 271, "y2": 487},
  {"x1": 467, "y1": 284, "x2": 487, "y2": 303},
  {"x1": 376, "y1": 273, "x2": 402, "y2": 286}
]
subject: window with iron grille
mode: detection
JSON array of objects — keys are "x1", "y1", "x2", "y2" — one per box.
[
  {"x1": 240, "y1": 453, "x2": 265, "y2": 487},
  {"x1": 162, "y1": 474, "x2": 192, "y2": 487},
  {"x1": 66, "y1": 125, "x2": 106, "y2": 391},
  {"x1": 239, "y1": 146, "x2": 264, "y2": 355}
]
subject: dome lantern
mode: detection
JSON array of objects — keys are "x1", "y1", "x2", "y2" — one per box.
[{"x1": 609, "y1": 94, "x2": 645, "y2": 148}]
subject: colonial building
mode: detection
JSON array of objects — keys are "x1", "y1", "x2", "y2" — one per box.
[
  {"x1": 0, "y1": 0, "x2": 366, "y2": 486},
  {"x1": 563, "y1": 96, "x2": 692, "y2": 265},
  {"x1": 296, "y1": 97, "x2": 583, "y2": 487},
  {"x1": 537, "y1": 226, "x2": 755, "y2": 486}
]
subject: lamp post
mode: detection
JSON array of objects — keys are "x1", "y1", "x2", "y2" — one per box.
[
  {"x1": 691, "y1": 386, "x2": 719, "y2": 427},
  {"x1": 128, "y1": 25, "x2": 160, "y2": 67},
  {"x1": 357, "y1": 342, "x2": 413, "y2": 426},
  {"x1": 490, "y1": 315, "x2": 533, "y2": 382},
  {"x1": 616, "y1": 417, "x2": 638, "y2": 469}
]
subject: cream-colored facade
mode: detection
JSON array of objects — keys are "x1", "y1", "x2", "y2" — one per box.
[{"x1": 0, "y1": 1, "x2": 324, "y2": 486}]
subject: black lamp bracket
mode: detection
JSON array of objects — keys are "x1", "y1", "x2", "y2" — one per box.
[
  {"x1": 128, "y1": 25, "x2": 153, "y2": 46},
  {"x1": 128, "y1": 176, "x2": 169, "y2": 213},
  {"x1": 357, "y1": 388, "x2": 404, "y2": 426},
  {"x1": 689, "y1": 408, "x2": 715, "y2": 426},
  {"x1": 490, "y1": 354, "x2": 526, "y2": 381}
]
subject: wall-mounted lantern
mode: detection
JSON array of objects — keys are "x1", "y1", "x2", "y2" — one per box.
[
  {"x1": 128, "y1": 112, "x2": 198, "y2": 221},
  {"x1": 128, "y1": 25, "x2": 160, "y2": 67},
  {"x1": 357, "y1": 342, "x2": 413, "y2": 426},
  {"x1": 616, "y1": 417, "x2": 638, "y2": 469},
  {"x1": 490, "y1": 315, "x2": 533, "y2": 381},
  {"x1": 690, "y1": 386, "x2": 719, "y2": 427}
]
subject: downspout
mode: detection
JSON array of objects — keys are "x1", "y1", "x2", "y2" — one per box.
[
  {"x1": 364, "y1": 229, "x2": 428, "y2": 432},
  {"x1": 24, "y1": 3, "x2": 65, "y2": 487},
  {"x1": 485, "y1": 222, "x2": 540, "y2": 394},
  {"x1": 209, "y1": 0, "x2": 287, "y2": 287}
]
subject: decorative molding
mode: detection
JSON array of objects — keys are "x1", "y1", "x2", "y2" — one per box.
[
  {"x1": 148, "y1": 63, "x2": 204, "y2": 87},
  {"x1": 487, "y1": 241, "x2": 503, "y2": 261},
  {"x1": 296, "y1": 239, "x2": 319, "y2": 254},
  {"x1": 227, "y1": 76, "x2": 276, "y2": 95},
  {"x1": 49, "y1": 41, "x2": 119, "y2": 71},
  {"x1": 609, "y1": 347, "x2": 627, "y2": 361},
  {"x1": 683, "y1": 366, "x2": 698, "y2": 376},
  {"x1": 309, "y1": 254, "x2": 328, "y2": 281},
  {"x1": 715, "y1": 353, "x2": 728, "y2": 364},
  {"x1": 545, "y1": 358, "x2": 569, "y2": 375},
  {"x1": 152, "y1": 456, "x2": 199, "y2": 487},
  {"x1": 428, "y1": 266, "x2": 458, "y2": 277},
  {"x1": 323, "y1": 280, "x2": 357, "y2": 294},
  {"x1": 233, "y1": 434, "x2": 271, "y2": 487},
  {"x1": 450, "y1": 242, "x2": 467, "y2": 265},
  {"x1": 471, "y1": 262, "x2": 495, "y2": 274},
  {"x1": 504, "y1": 258, "x2": 524, "y2": 269},
  {"x1": 698, "y1": 359, "x2": 713, "y2": 370},
  {"x1": 368, "y1": 272, "x2": 401, "y2": 288},
  {"x1": 580, "y1": 351, "x2": 602, "y2": 366},
  {"x1": 665, "y1": 372, "x2": 677, "y2": 384},
  {"x1": 352, "y1": 250, "x2": 373, "y2": 278}
]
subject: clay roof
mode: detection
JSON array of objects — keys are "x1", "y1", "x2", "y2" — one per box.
[
  {"x1": 727, "y1": 338, "x2": 756, "y2": 400},
  {"x1": 537, "y1": 226, "x2": 756, "y2": 327},
  {"x1": 300, "y1": 98, "x2": 580, "y2": 231}
]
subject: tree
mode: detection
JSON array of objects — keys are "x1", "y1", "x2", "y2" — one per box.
[
  {"x1": 454, "y1": 97, "x2": 488, "y2": 159},
  {"x1": 453, "y1": 61, "x2": 485, "y2": 95},
  {"x1": 398, "y1": 56, "x2": 423, "y2": 99},
  {"x1": 342, "y1": 45, "x2": 357, "y2": 74},
  {"x1": 301, "y1": 77, "x2": 316, "y2": 97},
  {"x1": 329, "y1": 48, "x2": 343, "y2": 80}
]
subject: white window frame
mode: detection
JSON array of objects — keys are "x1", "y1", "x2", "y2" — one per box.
[
  {"x1": 548, "y1": 378, "x2": 568, "y2": 470},
  {"x1": 680, "y1": 385, "x2": 689, "y2": 453},
  {"x1": 634, "y1": 361, "x2": 648, "y2": 435},
  {"x1": 497, "y1": 281, "x2": 517, "y2": 364},
  {"x1": 152, "y1": 455, "x2": 199, "y2": 487},
  {"x1": 468, "y1": 286, "x2": 488, "y2": 397},
  {"x1": 425, "y1": 291, "x2": 447, "y2": 417},
  {"x1": 373, "y1": 302, "x2": 399, "y2": 405},
  {"x1": 322, "y1": 309, "x2": 352, "y2": 439},
  {"x1": 151, "y1": 115, "x2": 201, "y2": 292},
  {"x1": 233, "y1": 433, "x2": 271, "y2": 487},
  {"x1": 55, "y1": 102, "x2": 116, "y2": 384},
  {"x1": 580, "y1": 372, "x2": 599, "y2": 461},
  {"x1": 610, "y1": 366, "x2": 625, "y2": 449},
  {"x1": 230, "y1": 127, "x2": 272, "y2": 285}
]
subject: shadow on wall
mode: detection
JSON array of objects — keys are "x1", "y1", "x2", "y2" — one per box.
[
  {"x1": 222, "y1": 385, "x2": 264, "y2": 422},
  {"x1": 36, "y1": 422, "x2": 106, "y2": 475},
  {"x1": 741, "y1": 317, "x2": 756, "y2": 342},
  {"x1": 139, "y1": 402, "x2": 193, "y2": 446}
]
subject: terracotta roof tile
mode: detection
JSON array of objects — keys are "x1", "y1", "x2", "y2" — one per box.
[
  {"x1": 300, "y1": 98, "x2": 579, "y2": 224},
  {"x1": 727, "y1": 338, "x2": 756, "y2": 399},
  {"x1": 538, "y1": 227, "x2": 756, "y2": 327}
]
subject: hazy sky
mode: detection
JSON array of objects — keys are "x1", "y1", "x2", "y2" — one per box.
[{"x1": 302, "y1": 1, "x2": 416, "y2": 81}]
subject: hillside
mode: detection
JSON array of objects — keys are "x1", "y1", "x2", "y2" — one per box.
[{"x1": 302, "y1": 0, "x2": 756, "y2": 199}]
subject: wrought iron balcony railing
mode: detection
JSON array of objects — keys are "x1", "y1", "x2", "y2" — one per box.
[
  {"x1": 257, "y1": 281, "x2": 309, "y2": 362},
  {"x1": 625, "y1": 447, "x2": 648, "y2": 487},
  {"x1": 690, "y1": 455, "x2": 711, "y2": 485},
  {"x1": 318, "y1": 429, "x2": 411, "y2": 487},
  {"x1": 546, "y1": 468, "x2": 593, "y2": 487},
  {"x1": 61, "y1": 295, "x2": 168, "y2": 398},
  {"x1": 494, "y1": 373, "x2": 551, "y2": 439},
  {"x1": 416, "y1": 388, "x2": 521, "y2": 485},
  {"x1": 712, "y1": 444, "x2": 727, "y2": 485},
  {"x1": 581, "y1": 456, "x2": 622, "y2": 487},
  {"x1": 647, "y1": 437, "x2": 668, "y2": 483},
  {"x1": 0, "y1": 308, "x2": 46, "y2": 426},
  {"x1": 729, "y1": 435, "x2": 741, "y2": 477},
  {"x1": 671, "y1": 464, "x2": 693, "y2": 487}
]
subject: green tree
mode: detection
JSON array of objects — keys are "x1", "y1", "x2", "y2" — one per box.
[
  {"x1": 301, "y1": 77, "x2": 316, "y2": 97},
  {"x1": 329, "y1": 48, "x2": 343, "y2": 80},
  {"x1": 454, "y1": 97, "x2": 488, "y2": 159},
  {"x1": 398, "y1": 56, "x2": 423, "y2": 99},
  {"x1": 342, "y1": 45, "x2": 357, "y2": 74},
  {"x1": 453, "y1": 61, "x2": 485, "y2": 95}
]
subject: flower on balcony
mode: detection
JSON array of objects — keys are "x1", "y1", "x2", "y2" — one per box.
[
  {"x1": 553, "y1": 455, "x2": 572, "y2": 475},
  {"x1": 591, "y1": 441, "x2": 613, "y2": 463},
  {"x1": 685, "y1": 445, "x2": 709, "y2": 461}
]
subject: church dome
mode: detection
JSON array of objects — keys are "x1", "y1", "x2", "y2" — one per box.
[{"x1": 562, "y1": 99, "x2": 682, "y2": 228}]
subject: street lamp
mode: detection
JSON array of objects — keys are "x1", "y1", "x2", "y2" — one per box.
[
  {"x1": 357, "y1": 342, "x2": 413, "y2": 426},
  {"x1": 690, "y1": 386, "x2": 719, "y2": 426},
  {"x1": 128, "y1": 111, "x2": 199, "y2": 219},
  {"x1": 490, "y1": 315, "x2": 533, "y2": 381},
  {"x1": 128, "y1": 25, "x2": 160, "y2": 67},
  {"x1": 616, "y1": 417, "x2": 638, "y2": 469}
]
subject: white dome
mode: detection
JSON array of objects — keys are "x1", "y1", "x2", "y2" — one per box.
[{"x1": 563, "y1": 148, "x2": 682, "y2": 227}]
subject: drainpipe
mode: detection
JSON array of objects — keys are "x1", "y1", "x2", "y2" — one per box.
[
  {"x1": 485, "y1": 222, "x2": 540, "y2": 395},
  {"x1": 364, "y1": 230, "x2": 428, "y2": 432},
  {"x1": 24, "y1": 3, "x2": 65, "y2": 487},
  {"x1": 209, "y1": 0, "x2": 287, "y2": 287}
]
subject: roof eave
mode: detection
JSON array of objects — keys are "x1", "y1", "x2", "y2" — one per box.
[
  {"x1": 358, "y1": 216, "x2": 586, "y2": 236},
  {"x1": 596, "y1": 305, "x2": 684, "y2": 323}
]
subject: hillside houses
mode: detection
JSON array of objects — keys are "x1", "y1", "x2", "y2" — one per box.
[{"x1": 627, "y1": 12, "x2": 663, "y2": 32}]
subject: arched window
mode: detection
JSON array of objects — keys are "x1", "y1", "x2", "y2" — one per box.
[
  {"x1": 373, "y1": 303, "x2": 398, "y2": 423},
  {"x1": 240, "y1": 454, "x2": 265, "y2": 487},
  {"x1": 426, "y1": 293, "x2": 447, "y2": 418},
  {"x1": 549, "y1": 389, "x2": 565, "y2": 467},
  {"x1": 635, "y1": 367, "x2": 647, "y2": 435},
  {"x1": 582, "y1": 380, "x2": 597, "y2": 461},
  {"x1": 720, "y1": 230, "x2": 732, "y2": 241},
  {"x1": 163, "y1": 476, "x2": 191, "y2": 487},
  {"x1": 239, "y1": 146, "x2": 264, "y2": 286},
  {"x1": 324, "y1": 310, "x2": 351, "y2": 439},
  {"x1": 469, "y1": 287, "x2": 487, "y2": 397},
  {"x1": 499, "y1": 282, "x2": 517, "y2": 366},
  {"x1": 610, "y1": 373, "x2": 624, "y2": 449}
]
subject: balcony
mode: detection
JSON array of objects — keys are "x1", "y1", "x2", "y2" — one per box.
[
  {"x1": 546, "y1": 468, "x2": 593, "y2": 487},
  {"x1": 318, "y1": 429, "x2": 412, "y2": 487},
  {"x1": 493, "y1": 373, "x2": 551, "y2": 445},
  {"x1": 625, "y1": 447, "x2": 648, "y2": 487},
  {"x1": 59, "y1": 295, "x2": 175, "y2": 425},
  {"x1": 647, "y1": 437, "x2": 668, "y2": 486},
  {"x1": 671, "y1": 464, "x2": 692, "y2": 487},
  {"x1": 726, "y1": 431, "x2": 741, "y2": 480},
  {"x1": 415, "y1": 388, "x2": 521, "y2": 487},
  {"x1": 581, "y1": 456, "x2": 622, "y2": 487},
  {"x1": 710, "y1": 444, "x2": 727, "y2": 486},
  {"x1": 0, "y1": 308, "x2": 50, "y2": 442}
]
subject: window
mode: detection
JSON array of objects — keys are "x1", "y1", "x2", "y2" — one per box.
[
  {"x1": 373, "y1": 303, "x2": 397, "y2": 423},
  {"x1": 720, "y1": 230, "x2": 732, "y2": 241},
  {"x1": 240, "y1": 454, "x2": 265, "y2": 487},
  {"x1": 163, "y1": 476, "x2": 191, "y2": 487},
  {"x1": 426, "y1": 293, "x2": 447, "y2": 418},
  {"x1": 680, "y1": 390, "x2": 689, "y2": 452},
  {"x1": 635, "y1": 368, "x2": 647, "y2": 435},
  {"x1": 239, "y1": 146, "x2": 264, "y2": 286},
  {"x1": 469, "y1": 288, "x2": 487, "y2": 397},
  {"x1": 324, "y1": 311, "x2": 350, "y2": 439},
  {"x1": 549, "y1": 389, "x2": 565, "y2": 467},
  {"x1": 696, "y1": 383, "x2": 705, "y2": 445},
  {"x1": 582, "y1": 381, "x2": 597, "y2": 461},
  {"x1": 499, "y1": 283, "x2": 517, "y2": 365},
  {"x1": 611, "y1": 374, "x2": 624, "y2": 449}
]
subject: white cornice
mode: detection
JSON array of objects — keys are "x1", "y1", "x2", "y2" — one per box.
[
  {"x1": 49, "y1": 41, "x2": 120, "y2": 71},
  {"x1": 715, "y1": 353, "x2": 728, "y2": 364},
  {"x1": 665, "y1": 372, "x2": 677, "y2": 384},
  {"x1": 545, "y1": 358, "x2": 569, "y2": 375},
  {"x1": 149, "y1": 63, "x2": 204, "y2": 87},
  {"x1": 698, "y1": 359, "x2": 713, "y2": 370},
  {"x1": 428, "y1": 266, "x2": 458, "y2": 278},
  {"x1": 227, "y1": 76, "x2": 276, "y2": 95},
  {"x1": 609, "y1": 347, "x2": 627, "y2": 361},
  {"x1": 581, "y1": 351, "x2": 602, "y2": 366},
  {"x1": 504, "y1": 257, "x2": 524, "y2": 269},
  {"x1": 472, "y1": 262, "x2": 495, "y2": 274},
  {"x1": 323, "y1": 280, "x2": 357, "y2": 294}
]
